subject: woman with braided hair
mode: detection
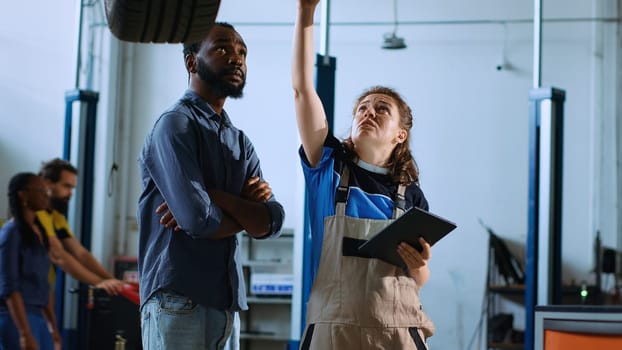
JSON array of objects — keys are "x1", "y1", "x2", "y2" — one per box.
[{"x1": 0, "y1": 173, "x2": 60, "y2": 350}]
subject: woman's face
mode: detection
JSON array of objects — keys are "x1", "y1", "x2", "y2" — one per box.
[
  {"x1": 20, "y1": 176, "x2": 50, "y2": 212},
  {"x1": 351, "y1": 93, "x2": 406, "y2": 148}
]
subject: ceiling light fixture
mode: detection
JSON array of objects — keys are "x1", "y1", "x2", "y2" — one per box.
[{"x1": 382, "y1": 0, "x2": 407, "y2": 49}]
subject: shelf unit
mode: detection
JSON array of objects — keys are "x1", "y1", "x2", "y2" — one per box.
[
  {"x1": 486, "y1": 285, "x2": 525, "y2": 349},
  {"x1": 239, "y1": 229, "x2": 294, "y2": 350},
  {"x1": 485, "y1": 231, "x2": 605, "y2": 350},
  {"x1": 486, "y1": 233, "x2": 526, "y2": 350}
]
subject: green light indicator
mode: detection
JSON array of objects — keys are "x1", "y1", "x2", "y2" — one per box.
[{"x1": 580, "y1": 290, "x2": 588, "y2": 298}]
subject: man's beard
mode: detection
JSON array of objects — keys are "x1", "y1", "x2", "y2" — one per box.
[
  {"x1": 197, "y1": 57, "x2": 245, "y2": 98},
  {"x1": 50, "y1": 197, "x2": 69, "y2": 216}
]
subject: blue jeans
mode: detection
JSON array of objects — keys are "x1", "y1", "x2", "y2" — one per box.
[
  {"x1": 141, "y1": 290, "x2": 239, "y2": 350},
  {"x1": 0, "y1": 309, "x2": 53, "y2": 350}
]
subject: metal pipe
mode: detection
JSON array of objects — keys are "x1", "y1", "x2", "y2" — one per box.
[
  {"x1": 533, "y1": 0, "x2": 542, "y2": 88},
  {"x1": 74, "y1": 0, "x2": 84, "y2": 89},
  {"x1": 392, "y1": 0, "x2": 399, "y2": 33},
  {"x1": 115, "y1": 42, "x2": 134, "y2": 257},
  {"x1": 319, "y1": 0, "x2": 331, "y2": 65},
  {"x1": 587, "y1": 0, "x2": 604, "y2": 255},
  {"x1": 228, "y1": 16, "x2": 618, "y2": 27}
]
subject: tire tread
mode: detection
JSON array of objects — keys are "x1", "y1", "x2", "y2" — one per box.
[{"x1": 104, "y1": 0, "x2": 221, "y2": 43}]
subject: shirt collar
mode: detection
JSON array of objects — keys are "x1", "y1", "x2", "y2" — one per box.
[
  {"x1": 182, "y1": 90, "x2": 232, "y2": 126},
  {"x1": 356, "y1": 158, "x2": 390, "y2": 175}
]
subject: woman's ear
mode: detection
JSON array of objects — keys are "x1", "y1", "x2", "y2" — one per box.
[{"x1": 396, "y1": 129, "x2": 408, "y2": 144}]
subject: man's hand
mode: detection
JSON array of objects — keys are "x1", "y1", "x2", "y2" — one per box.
[
  {"x1": 155, "y1": 177, "x2": 272, "y2": 238},
  {"x1": 95, "y1": 278, "x2": 126, "y2": 296},
  {"x1": 242, "y1": 176, "x2": 272, "y2": 202},
  {"x1": 156, "y1": 202, "x2": 181, "y2": 232}
]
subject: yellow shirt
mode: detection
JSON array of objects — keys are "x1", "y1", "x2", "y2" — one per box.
[
  {"x1": 36, "y1": 210, "x2": 74, "y2": 239},
  {"x1": 36, "y1": 209, "x2": 75, "y2": 289}
]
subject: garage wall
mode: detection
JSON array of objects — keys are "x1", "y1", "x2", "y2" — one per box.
[{"x1": 0, "y1": 1, "x2": 620, "y2": 349}]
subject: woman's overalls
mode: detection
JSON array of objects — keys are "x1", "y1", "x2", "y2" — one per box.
[{"x1": 301, "y1": 166, "x2": 435, "y2": 350}]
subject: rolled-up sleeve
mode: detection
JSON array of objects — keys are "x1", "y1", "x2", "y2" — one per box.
[
  {"x1": 144, "y1": 112, "x2": 223, "y2": 239},
  {"x1": 262, "y1": 199, "x2": 285, "y2": 238}
]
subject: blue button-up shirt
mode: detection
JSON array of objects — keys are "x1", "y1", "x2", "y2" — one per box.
[{"x1": 137, "y1": 90, "x2": 285, "y2": 311}]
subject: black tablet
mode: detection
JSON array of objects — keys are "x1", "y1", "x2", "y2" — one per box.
[{"x1": 357, "y1": 207, "x2": 457, "y2": 268}]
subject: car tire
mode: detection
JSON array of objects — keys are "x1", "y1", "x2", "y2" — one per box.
[{"x1": 104, "y1": 0, "x2": 221, "y2": 43}]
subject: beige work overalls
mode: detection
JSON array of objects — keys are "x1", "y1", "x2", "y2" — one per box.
[{"x1": 301, "y1": 167, "x2": 435, "y2": 350}]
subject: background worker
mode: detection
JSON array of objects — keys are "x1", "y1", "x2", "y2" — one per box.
[
  {"x1": 38, "y1": 158, "x2": 125, "y2": 295},
  {"x1": 0, "y1": 173, "x2": 61, "y2": 350}
]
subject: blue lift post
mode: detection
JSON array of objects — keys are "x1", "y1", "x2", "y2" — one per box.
[
  {"x1": 57, "y1": 89, "x2": 99, "y2": 350},
  {"x1": 524, "y1": 87, "x2": 565, "y2": 350},
  {"x1": 288, "y1": 53, "x2": 336, "y2": 350}
]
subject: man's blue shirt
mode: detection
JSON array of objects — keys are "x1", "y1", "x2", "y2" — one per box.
[{"x1": 137, "y1": 90, "x2": 284, "y2": 311}]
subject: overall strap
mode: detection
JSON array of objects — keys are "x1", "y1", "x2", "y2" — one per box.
[
  {"x1": 335, "y1": 166, "x2": 350, "y2": 216},
  {"x1": 392, "y1": 184, "x2": 407, "y2": 219}
]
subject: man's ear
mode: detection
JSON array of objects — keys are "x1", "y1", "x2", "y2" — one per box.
[{"x1": 185, "y1": 53, "x2": 197, "y2": 74}]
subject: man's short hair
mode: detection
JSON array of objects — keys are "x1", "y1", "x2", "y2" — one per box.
[
  {"x1": 39, "y1": 158, "x2": 78, "y2": 183},
  {"x1": 182, "y1": 22, "x2": 236, "y2": 56}
]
